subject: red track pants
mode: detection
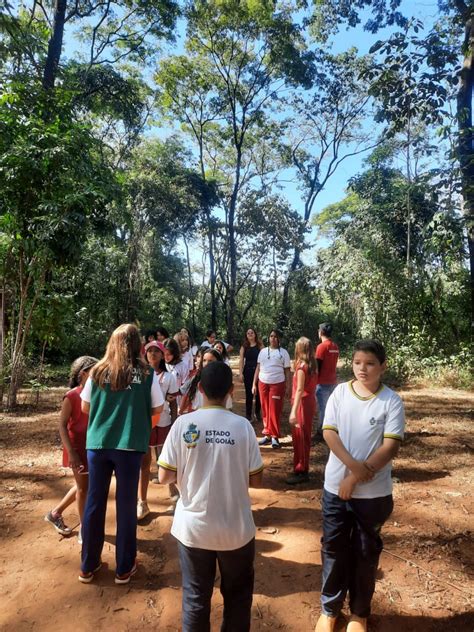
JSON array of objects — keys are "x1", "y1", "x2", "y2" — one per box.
[
  {"x1": 291, "y1": 394, "x2": 316, "y2": 473},
  {"x1": 258, "y1": 380, "x2": 286, "y2": 438}
]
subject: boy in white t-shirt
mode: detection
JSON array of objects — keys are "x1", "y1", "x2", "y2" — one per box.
[
  {"x1": 316, "y1": 339, "x2": 405, "y2": 632},
  {"x1": 158, "y1": 362, "x2": 263, "y2": 632}
]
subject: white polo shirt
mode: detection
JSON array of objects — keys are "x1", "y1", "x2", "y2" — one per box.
[
  {"x1": 156, "y1": 371, "x2": 178, "y2": 428},
  {"x1": 257, "y1": 347, "x2": 291, "y2": 384},
  {"x1": 159, "y1": 407, "x2": 263, "y2": 551},
  {"x1": 323, "y1": 381, "x2": 405, "y2": 499}
]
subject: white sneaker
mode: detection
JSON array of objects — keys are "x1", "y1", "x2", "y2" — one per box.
[{"x1": 137, "y1": 500, "x2": 150, "y2": 521}]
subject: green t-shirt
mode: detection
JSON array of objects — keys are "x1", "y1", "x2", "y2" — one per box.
[{"x1": 86, "y1": 368, "x2": 154, "y2": 453}]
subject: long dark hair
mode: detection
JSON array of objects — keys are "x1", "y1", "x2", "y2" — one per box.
[
  {"x1": 163, "y1": 337, "x2": 182, "y2": 365},
  {"x1": 242, "y1": 327, "x2": 263, "y2": 350},
  {"x1": 213, "y1": 340, "x2": 228, "y2": 360},
  {"x1": 187, "y1": 347, "x2": 222, "y2": 403}
]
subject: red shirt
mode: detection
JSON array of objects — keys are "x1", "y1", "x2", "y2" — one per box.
[
  {"x1": 292, "y1": 363, "x2": 318, "y2": 400},
  {"x1": 65, "y1": 385, "x2": 89, "y2": 448},
  {"x1": 315, "y1": 339, "x2": 339, "y2": 385}
]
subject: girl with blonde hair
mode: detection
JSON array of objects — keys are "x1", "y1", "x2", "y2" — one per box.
[
  {"x1": 287, "y1": 337, "x2": 318, "y2": 485},
  {"x1": 79, "y1": 324, "x2": 164, "y2": 584}
]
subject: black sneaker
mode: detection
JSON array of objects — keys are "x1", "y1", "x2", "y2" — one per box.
[
  {"x1": 44, "y1": 511, "x2": 72, "y2": 535},
  {"x1": 285, "y1": 472, "x2": 310, "y2": 485},
  {"x1": 258, "y1": 436, "x2": 271, "y2": 446}
]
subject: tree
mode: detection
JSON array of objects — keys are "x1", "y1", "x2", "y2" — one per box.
[
  {"x1": 0, "y1": 0, "x2": 179, "y2": 89},
  {"x1": 156, "y1": 0, "x2": 314, "y2": 341},
  {"x1": 0, "y1": 85, "x2": 117, "y2": 407},
  {"x1": 279, "y1": 49, "x2": 379, "y2": 323},
  {"x1": 0, "y1": 0, "x2": 179, "y2": 406},
  {"x1": 312, "y1": 0, "x2": 474, "y2": 327},
  {"x1": 314, "y1": 149, "x2": 469, "y2": 361},
  {"x1": 121, "y1": 138, "x2": 218, "y2": 329}
]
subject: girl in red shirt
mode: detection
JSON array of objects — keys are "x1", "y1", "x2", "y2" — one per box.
[
  {"x1": 45, "y1": 356, "x2": 98, "y2": 539},
  {"x1": 287, "y1": 337, "x2": 318, "y2": 485}
]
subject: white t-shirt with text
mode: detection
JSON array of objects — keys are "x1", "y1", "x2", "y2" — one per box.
[{"x1": 159, "y1": 407, "x2": 263, "y2": 550}]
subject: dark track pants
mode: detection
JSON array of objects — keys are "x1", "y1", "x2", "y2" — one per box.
[
  {"x1": 243, "y1": 365, "x2": 260, "y2": 420},
  {"x1": 320, "y1": 489, "x2": 393, "y2": 618},
  {"x1": 81, "y1": 448, "x2": 143, "y2": 576},
  {"x1": 177, "y1": 538, "x2": 255, "y2": 632}
]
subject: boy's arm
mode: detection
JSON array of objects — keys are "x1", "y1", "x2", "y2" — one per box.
[
  {"x1": 323, "y1": 429, "x2": 374, "y2": 482},
  {"x1": 158, "y1": 422, "x2": 178, "y2": 484},
  {"x1": 338, "y1": 437, "x2": 401, "y2": 500},
  {"x1": 249, "y1": 469, "x2": 263, "y2": 487},
  {"x1": 363, "y1": 438, "x2": 401, "y2": 473},
  {"x1": 159, "y1": 466, "x2": 177, "y2": 484}
]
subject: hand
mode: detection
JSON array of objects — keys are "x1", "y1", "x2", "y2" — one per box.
[
  {"x1": 239, "y1": 373, "x2": 244, "y2": 383},
  {"x1": 252, "y1": 384, "x2": 257, "y2": 395},
  {"x1": 338, "y1": 475, "x2": 357, "y2": 500},
  {"x1": 69, "y1": 450, "x2": 83, "y2": 472},
  {"x1": 350, "y1": 460, "x2": 374, "y2": 483},
  {"x1": 289, "y1": 411, "x2": 298, "y2": 427}
]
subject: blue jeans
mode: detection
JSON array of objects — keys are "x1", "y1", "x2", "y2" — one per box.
[
  {"x1": 177, "y1": 537, "x2": 255, "y2": 632},
  {"x1": 81, "y1": 449, "x2": 143, "y2": 576},
  {"x1": 320, "y1": 489, "x2": 393, "y2": 618},
  {"x1": 316, "y1": 383, "x2": 336, "y2": 428}
]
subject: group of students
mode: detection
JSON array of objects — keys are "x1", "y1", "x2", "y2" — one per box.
[{"x1": 44, "y1": 321, "x2": 404, "y2": 632}]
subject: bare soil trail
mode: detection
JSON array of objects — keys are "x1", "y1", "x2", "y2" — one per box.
[{"x1": 0, "y1": 372, "x2": 473, "y2": 631}]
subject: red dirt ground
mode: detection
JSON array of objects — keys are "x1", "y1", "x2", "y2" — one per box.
[{"x1": 0, "y1": 376, "x2": 473, "y2": 631}]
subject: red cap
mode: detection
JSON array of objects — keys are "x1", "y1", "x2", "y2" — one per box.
[{"x1": 145, "y1": 340, "x2": 165, "y2": 353}]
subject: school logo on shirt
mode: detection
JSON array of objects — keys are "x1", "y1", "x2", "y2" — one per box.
[
  {"x1": 183, "y1": 423, "x2": 200, "y2": 448},
  {"x1": 369, "y1": 415, "x2": 386, "y2": 426}
]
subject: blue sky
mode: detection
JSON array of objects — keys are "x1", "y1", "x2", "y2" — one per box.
[{"x1": 63, "y1": 0, "x2": 443, "y2": 262}]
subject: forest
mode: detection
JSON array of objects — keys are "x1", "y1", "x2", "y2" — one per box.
[{"x1": 1, "y1": 0, "x2": 473, "y2": 409}]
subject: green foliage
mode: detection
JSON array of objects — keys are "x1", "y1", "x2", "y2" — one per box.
[
  {"x1": 309, "y1": 0, "x2": 407, "y2": 42},
  {"x1": 0, "y1": 85, "x2": 117, "y2": 267},
  {"x1": 315, "y1": 151, "x2": 470, "y2": 377}
]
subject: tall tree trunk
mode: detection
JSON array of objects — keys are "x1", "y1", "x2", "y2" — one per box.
[
  {"x1": 43, "y1": 0, "x2": 67, "y2": 90},
  {"x1": 183, "y1": 234, "x2": 197, "y2": 336},
  {"x1": 7, "y1": 257, "x2": 44, "y2": 409},
  {"x1": 457, "y1": 10, "x2": 474, "y2": 328},
  {"x1": 280, "y1": 193, "x2": 314, "y2": 324},
  {"x1": 206, "y1": 214, "x2": 217, "y2": 331},
  {"x1": 279, "y1": 249, "x2": 300, "y2": 331},
  {"x1": 226, "y1": 149, "x2": 242, "y2": 344},
  {"x1": 35, "y1": 339, "x2": 48, "y2": 407},
  {"x1": 198, "y1": 136, "x2": 217, "y2": 332}
]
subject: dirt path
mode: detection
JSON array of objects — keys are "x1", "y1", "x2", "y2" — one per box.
[{"x1": 0, "y1": 376, "x2": 473, "y2": 631}]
